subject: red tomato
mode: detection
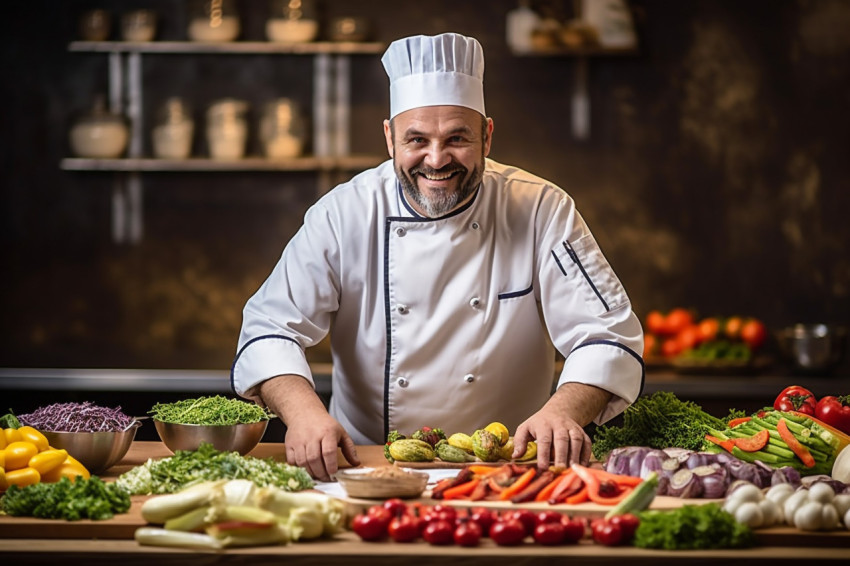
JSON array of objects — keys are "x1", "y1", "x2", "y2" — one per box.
[
  {"x1": 676, "y1": 324, "x2": 702, "y2": 352},
  {"x1": 773, "y1": 385, "x2": 817, "y2": 415},
  {"x1": 661, "y1": 337, "x2": 683, "y2": 358},
  {"x1": 697, "y1": 318, "x2": 720, "y2": 342},
  {"x1": 366, "y1": 505, "x2": 392, "y2": 527},
  {"x1": 453, "y1": 520, "x2": 482, "y2": 547},
  {"x1": 607, "y1": 514, "x2": 640, "y2": 543},
  {"x1": 469, "y1": 507, "x2": 497, "y2": 536},
  {"x1": 489, "y1": 518, "x2": 526, "y2": 546},
  {"x1": 388, "y1": 514, "x2": 419, "y2": 543},
  {"x1": 665, "y1": 308, "x2": 694, "y2": 335},
  {"x1": 560, "y1": 516, "x2": 586, "y2": 543},
  {"x1": 643, "y1": 333, "x2": 658, "y2": 359},
  {"x1": 724, "y1": 316, "x2": 744, "y2": 340},
  {"x1": 430, "y1": 504, "x2": 458, "y2": 525},
  {"x1": 591, "y1": 519, "x2": 624, "y2": 546},
  {"x1": 502, "y1": 509, "x2": 536, "y2": 536},
  {"x1": 815, "y1": 395, "x2": 850, "y2": 435},
  {"x1": 422, "y1": 519, "x2": 455, "y2": 545},
  {"x1": 646, "y1": 310, "x2": 667, "y2": 335},
  {"x1": 382, "y1": 498, "x2": 408, "y2": 517},
  {"x1": 535, "y1": 510, "x2": 564, "y2": 526},
  {"x1": 533, "y1": 521, "x2": 567, "y2": 546},
  {"x1": 352, "y1": 512, "x2": 388, "y2": 541},
  {"x1": 740, "y1": 318, "x2": 767, "y2": 350}
]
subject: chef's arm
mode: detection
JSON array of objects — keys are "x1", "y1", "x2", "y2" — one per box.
[
  {"x1": 252, "y1": 374, "x2": 360, "y2": 480},
  {"x1": 514, "y1": 382, "x2": 611, "y2": 468}
]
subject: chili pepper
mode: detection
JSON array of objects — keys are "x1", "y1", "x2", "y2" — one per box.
[
  {"x1": 430, "y1": 467, "x2": 474, "y2": 499},
  {"x1": 510, "y1": 470, "x2": 557, "y2": 503},
  {"x1": 442, "y1": 478, "x2": 480, "y2": 500},
  {"x1": 815, "y1": 395, "x2": 850, "y2": 435},
  {"x1": 548, "y1": 470, "x2": 584, "y2": 504},
  {"x1": 773, "y1": 385, "x2": 817, "y2": 415},
  {"x1": 705, "y1": 434, "x2": 735, "y2": 453},
  {"x1": 498, "y1": 467, "x2": 537, "y2": 501},
  {"x1": 534, "y1": 470, "x2": 565, "y2": 502},
  {"x1": 570, "y1": 464, "x2": 633, "y2": 505},
  {"x1": 564, "y1": 485, "x2": 588, "y2": 505},
  {"x1": 777, "y1": 418, "x2": 815, "y2": 468}
]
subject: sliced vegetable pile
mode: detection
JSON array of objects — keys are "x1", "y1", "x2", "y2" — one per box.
[
  {"x1": 148, "y1": 395, "x2": 272, "y2": 425},
  {"x1": 18, "y1": 401, "x2": 135, "y2": 433},
  {"x1": 115, "y1": 442, "x2": 313, "y2": 495},
  {"x1": 135, "y1": 479, "x2": 345, "y2": 549}
]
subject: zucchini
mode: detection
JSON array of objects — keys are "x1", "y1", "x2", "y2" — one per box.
[{"x1": 603, "y1": 471, "x2": 659, "y2": 520}]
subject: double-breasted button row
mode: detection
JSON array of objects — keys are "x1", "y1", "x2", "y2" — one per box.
[{"x1": 395, "y1": 374, "x2": 476, "y2": 387}]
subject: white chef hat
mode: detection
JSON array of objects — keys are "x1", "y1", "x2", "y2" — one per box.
[{"x1": 382, "y1": 32, "x2": 485, "y2": 119}]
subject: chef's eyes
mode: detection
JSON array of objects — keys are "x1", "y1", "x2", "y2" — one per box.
[{"x1": 406, "y1": 135, "x2": 469, "y2": 145}]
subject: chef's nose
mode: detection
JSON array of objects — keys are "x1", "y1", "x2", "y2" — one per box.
[{"x1": 423, "y1": 143, "x2": 451, "y2": 170}]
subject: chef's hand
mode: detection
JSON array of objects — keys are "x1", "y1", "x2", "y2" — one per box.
[
  {"x1": 257, "y1": 374, "x2": 360, "y2": 482},
  {"x1": 284, "y1": 413, "x2": 360, "y2": 482},
  {"x1": 512, "y1": 382, "x2": 611, "y2": 469}
]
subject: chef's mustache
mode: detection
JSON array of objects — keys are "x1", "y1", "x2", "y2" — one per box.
[{"x1": 411, "y1": 163, "x2": 467, "y2": 177}]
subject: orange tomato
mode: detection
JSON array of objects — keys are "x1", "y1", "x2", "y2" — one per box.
[
  {"x1": 28, "y1": 448, "x2": 68, "y2": 475},
  {"x1": 4, "y1": 428, "x2": 22, "y2": 445},
  {"x1": 740, "y1": 318, "x2": 767, "y2": 350},
  {"x1": 643, "y1": 334, "x2": 658, "y2": 359},
  {"x1": 665, "y1": 308, "x2": 694, "y2": 335},
  {"x1": 5, "y1": 467, "x2": 41, "y2": 488},
  {"x1": 646, "y1": 311, "x2": 667, "y2": 335},
  {"x1": 697, "y1": 318, "x2": 720, "y2": 342},
  {"x1": 724, "y1": 316, "x2": 744, "y2": 340},
  {"x1": 676, "y1": 324, "x2": 702, "y2": 352},
  {"x1": 4, "y1": 441, "x2": 38, "y2": 471},
  {"x1": 661, "y1": 337, "x2": 683, "y2": 358},
  {"x1": 17, "y1": 426, "x2": 49, "y2": 452}
]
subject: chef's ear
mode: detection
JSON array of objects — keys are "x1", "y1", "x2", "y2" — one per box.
[
  {"x1": 483, "y1": 116, "x2": 494, "y2": 157},
  {"x1": 383, "y1": 119, "x2": 394, "y2": 158}
]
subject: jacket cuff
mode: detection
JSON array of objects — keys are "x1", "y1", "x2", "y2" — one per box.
[{"x1": 231, "y1": 335, "x2": 314, "y2": 397}]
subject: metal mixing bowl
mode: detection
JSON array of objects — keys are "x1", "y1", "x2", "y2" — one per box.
[
  {"x1": 153, "y1": 419, "x2": 268, "y2": 455},
  {"x1": 779, "y1": 323, "x2": 847, "y2": 374},
  {"x1": 42, "y1": 420, "x2": 142, "y2": 474}
]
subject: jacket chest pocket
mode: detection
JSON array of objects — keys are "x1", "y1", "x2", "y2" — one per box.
[{"x1": 554, "y1": 235, "x2": 627, "y2": 315}]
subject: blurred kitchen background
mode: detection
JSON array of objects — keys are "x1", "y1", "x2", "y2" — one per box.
[{"x1": 1, "y1": 0, "x2": 849, "y2": 437}]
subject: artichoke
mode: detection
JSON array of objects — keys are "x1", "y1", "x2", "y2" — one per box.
[{"x1": 471, "y1": 429, "x2": 501, "y2": 462}]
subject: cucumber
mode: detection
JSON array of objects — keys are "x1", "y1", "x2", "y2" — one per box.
[{"x1": 603, "y1": 472, "x2": 659, "y2": 520}]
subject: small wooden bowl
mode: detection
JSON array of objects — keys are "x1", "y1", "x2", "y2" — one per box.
[{"x1": 336, "y1": 467, "x2": 428, "y2": 499}]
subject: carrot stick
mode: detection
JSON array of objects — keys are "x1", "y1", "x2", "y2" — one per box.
[
  {"x1": 467, "y1": 465, "x2": 498, "y2": 476},
  {"x1": 585, "y1": 467, "x2": 644, "y2": 488},
  {"x1": 534, "y1": 471, "x2": 565, "y2": 502},
  {"x1": 498, "y1": 468, "x2": 537, "y2": 501},
  {"x1": 777, "y1": 418, "x2": 816, "y2": 468},
  {"x1": 442, "y1": 478, "x2": 480, "y2": 500},
  {"x1": 564, "y1": 485, "x2": 588, "y2": 505}
]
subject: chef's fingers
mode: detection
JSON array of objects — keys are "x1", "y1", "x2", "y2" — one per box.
[
  {"x1": 511, "y1": 426, "x2": 531, "y2": 459},
  {"x1": 306, "y1": 440, "x2": 332, "y2": 482},
  {"x1": 567, "y1": 428, "x2": 587, "y2": 466},
  {"x1": 536, "y1": 434, "x2": 556, "y2": 470},
  {"x1": 580, "y1": 431, "x2": 593, "y2": 466},
  {"x1": 338, "y1": 433, "x2": 361, "y2": 468},
  {"x1": 319, "y1": 435, "x2": 343, "y2": 478}
]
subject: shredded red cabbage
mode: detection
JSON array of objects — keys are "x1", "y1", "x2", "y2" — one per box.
[{"x1": 18, "y1": 401, "x2": 135, "y2": 432}]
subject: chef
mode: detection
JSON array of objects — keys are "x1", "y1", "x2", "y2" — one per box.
[{"x1": 231, "y1": 32, "x2": 644, "y2": 481}]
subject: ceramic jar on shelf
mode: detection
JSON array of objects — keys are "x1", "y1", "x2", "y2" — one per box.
[
  {"x1": 152, "y1": 97, "x2": 194, "y2": 159},
  {"x1": 188, "y1": 0, "x2": 241, "y2": 42},
  {"x1": 266, "y1": 0, "x2": 319, "y2": 43},
  {"x1": 69, "y1": 96, "x2": 129, "y2": 158},
  {"x1": 206, "y1": 98, "x2": 248, "y2": 160},
  {"x1": 259, "y1": 98, "x2": 305, "y2": 159}
]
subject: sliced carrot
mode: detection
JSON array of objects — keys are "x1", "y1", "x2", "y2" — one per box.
[
  {"x1": 548, "y1": 471, "x2": 584, "y2": 504},
  {"x1": 534, "y1": 471, "x2": 565, "y2": 502},
  {"x1": 498, "y1": 467, "x2": 537, "y2": 501},
  {"x1": 442, "y1": 478, "x2": 480, "y2": 500},
  {"x1": 570, "y1": 464, "x2": 632, "y2": 505},
  {"x1": 733, "y1": 429, "x2": 769, "y2": 452},
  {"x1": 467, "y1": 465, "x2": 499, "y2": 476},
  {"x1": 728, "y1": 417, "x2": 752, "y2": 428},
  {"x1": 705, "y1": 434, "x2": 735, "y2": 453},
  {"x1": 564, "y1": 485, "x2": 588, "y2": 505},
  {"x1": 777, "y1": 418, "x2": 816, "y2": 468}
]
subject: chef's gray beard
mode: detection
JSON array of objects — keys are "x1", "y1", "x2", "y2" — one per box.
[{"x1": 397, "y1": 161, "x2": 483, "y2": 218}]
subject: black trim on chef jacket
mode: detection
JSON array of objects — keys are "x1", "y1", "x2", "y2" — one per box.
[
  {"x1": 229, "y1": 334, "x2": 301, "y2": 394},
  {"x1": 570, "y1": 340, "x2": 646, "y2": 398},
  {"x1": 382, "y1": 181, "x2": 480, "y2": 440}
]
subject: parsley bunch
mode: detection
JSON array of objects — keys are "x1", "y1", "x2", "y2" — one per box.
[
  {"x1": 0, "y1": 477, "x2": 130, "y2": 521},
  {"x1": 634, "y1": 503, "x2": 754, "y2": 550}
]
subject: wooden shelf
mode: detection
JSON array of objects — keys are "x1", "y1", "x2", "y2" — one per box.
[
  {"x1": 510, "y1": 45, "x2": 638, "y2": 57},
  {"x1": 61, "y1": 155, "x2": 384, "y2": 172},
  {"x1": 69, "y1": 40, "x2": 385, "y2": 55}
]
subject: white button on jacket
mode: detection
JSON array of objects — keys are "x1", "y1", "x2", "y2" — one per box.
[{"x1": 232, "y1": 159, "x2": 644, "y2": 445}]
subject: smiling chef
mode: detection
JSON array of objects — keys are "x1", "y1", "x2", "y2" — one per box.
[{"x1": 231, "y1": 32, "x2": 645, "y2": 481}]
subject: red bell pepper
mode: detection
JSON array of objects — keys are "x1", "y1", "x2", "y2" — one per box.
[
  {"x1": 815, "y1": 395, "x2": 850, "y2": 435},
  {"x1": 773, "y1": 385, "x2": 817, "y2": 415}
]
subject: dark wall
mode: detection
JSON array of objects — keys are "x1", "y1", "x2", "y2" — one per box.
[{"x1": 2, "y1": 0, "x2": 849, "y2": 372}]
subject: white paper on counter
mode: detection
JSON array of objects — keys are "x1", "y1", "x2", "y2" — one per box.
[{"x1": 313, "y1": 467, "x2": 461, "y2": 499}]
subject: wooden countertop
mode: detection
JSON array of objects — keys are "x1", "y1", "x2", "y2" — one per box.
[{"x1": 1, "y1": 442, "x2": 849, "y2": 564}]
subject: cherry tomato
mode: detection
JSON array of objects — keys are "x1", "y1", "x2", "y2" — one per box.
[
  {"x1": 643, "y1": 333, "x2": 658, "y2": 359},
  {"x1": 533, "y1": 521, "x2": 567, "y2": 546},
  {"x1": 502, "y1": 509, "x2": 536, "y2": 536},
  {"x1": 665, "y1": 308, "x2": 694, "y2": 335},
  {"x1": 740, "y1": 318, "x2": 767, "y2": 350},
  {"x1": 661, "y1": 337, "x2": 683, "y2": 358},
  {"x1": 560, "y1": 516, "x2": 586, "y2": 543},
  {"x1": 382, "y1": 497, "x2": 408, "y2": 517},
  {"x1": 453, "y1": 520, "x2": 482, "y2": 547},
  {"x1": 724, "y1": 316, "x2": 744, "y2": 340},
  {"x1": 773, "y1": 385, "x2": 817, "y2": 415},
  {"x1": 489, "y1": 518, "x2": 526, "y2": 546},
  {"x1": 422, "y1": 519, "x2": 454, "y2": 545},
  {"x1": 367, "y1": 505, "x2": 392, "y2": 526},
  {"x1": 535, "y1": 510, "x2": 564, "y2": 526},
  {"x1": 430, "y1": 504, "x2": 458, "y2": 524},
  {"x1": 388, "y1": 513, "x2": 419, "y2": 543},
  {"x1": 646, "y1": 310, "x2": 667, "y2": 335},
  {"x1": 607, "y1": 514, "x2": 640, "y2": 542},
  {"x1": 352, "y1": 512, "x2": 388, "y2": 541},
  {"x1": 676, "y1": 324, "x2": 702, "y2": 352},
  {"x1": 697, "y1": 318, "x2": 720, "y2": 342},
  {"x1": 469, "y1": 507, "x2": 497, "y2": 536},
  {"x1": 591, "y1": 519, "x2": 624, "y2": 546}
]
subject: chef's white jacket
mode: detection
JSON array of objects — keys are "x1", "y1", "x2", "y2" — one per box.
[{"x1": 232, "y1": 158, "x2": 644, "y2": 445}]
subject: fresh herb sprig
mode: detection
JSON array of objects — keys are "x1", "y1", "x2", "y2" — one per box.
[
  {"x1": 148, "y1": 395, "x2": 272, "y2": 425},
  {"x1": 591, "y1": 391, "x2": 727, "y2": 460},
  {"x1": 634, "y1": 503, "x2": 754, "y2": 550}
]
